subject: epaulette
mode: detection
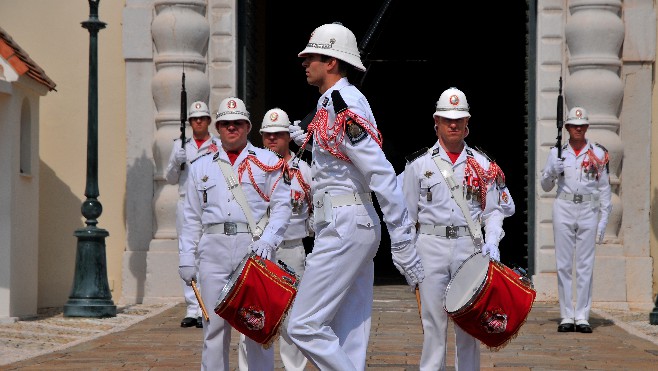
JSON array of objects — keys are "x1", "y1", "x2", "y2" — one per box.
[
  {"x1": 266, "y1": 147, "x2": 283, "y2": 158},
  {"x1": 594, "y1": 142, "x2": 608, "y2": 152},
  {"x1": 471, "y1": 146, "x2": 493, "y2": 161},
  {"x1": 191, "y1": 151, "x2": 213, "y2": 164},
  {"x1": 405, "y1": 147, "x2": 429, "y2": 163}
]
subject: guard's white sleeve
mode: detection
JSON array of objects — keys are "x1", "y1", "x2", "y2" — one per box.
[
  {"x1": 402, "y1": 164, "x2": 421, "y2": 226},
  {"x1": 164, "y1": 139, "x2": 183, "y2": 185},
  {"x1": 540, "y1": 147, "x2": 559, "y2": 192},
  {"x1": 346, "y1": 127, "x2": 413, "y2": 244},
  {"x1": 178, "y1": 163, "x2": 203, "y2": 267},
  {"x1": 597, "y1": 164, "x2": 612, "y2": 224}
]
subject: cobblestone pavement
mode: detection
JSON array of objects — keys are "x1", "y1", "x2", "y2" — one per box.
[{"x1": 1, "y1": 285, "x2": 658, "y2": 370}]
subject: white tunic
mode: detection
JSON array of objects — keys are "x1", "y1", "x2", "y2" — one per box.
[{"x1": 402, "y1": 141, "x2": 505, "y2": 371}]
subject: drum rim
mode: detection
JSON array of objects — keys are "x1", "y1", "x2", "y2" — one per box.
[
  {"x1": 215, "y1": 252, "x2": 254, "y2": 309},
  {"x1": 444, "y1": 252, "x2": 490, "y2": 314}
]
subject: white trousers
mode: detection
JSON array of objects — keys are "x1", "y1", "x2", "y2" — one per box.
[
  {"x1": 417, "y1": 233, "x2": 480, "y2": 371},
  {"x1": 553, "y1": 198, "x2": 598, "y2": 322},
  {"x1": 198, "y1": 233, "x2": 274, "y2": 371},
  {"x1": 238, "y1": 241, "x2": 308, "y2": 371},
  {"x1": 176, "y1": 199, "x2": 201, "y2": 318},
  {"x1": 287, "y1": 204, "x2": 381, "y2": 370}
]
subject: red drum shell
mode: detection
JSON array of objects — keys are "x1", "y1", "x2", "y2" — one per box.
[
  {"x1": 444, "y1": 252, "x2": 536, "y2": 349},
  {"x1": 214, "y1": 252, "x2": 298, "y2": 348}
]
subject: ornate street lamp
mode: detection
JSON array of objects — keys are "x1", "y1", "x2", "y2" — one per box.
[{"x1": 64, "y1": 0, "x2": 116, "y2": 318}]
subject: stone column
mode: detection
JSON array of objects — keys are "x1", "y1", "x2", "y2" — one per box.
[
  {"x1": 564, "y1": 0, "x2": 624, "y2": 242},
  {"x1": 148, "y1": 0, "x2": 209, "y2": 300}
]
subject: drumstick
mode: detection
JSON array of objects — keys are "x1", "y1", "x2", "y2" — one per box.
[
  {"x1": 415, "y1": 285, "x2": 424, "y2": 334},
  {"x1": 191, "y1": 280, "x2": 210, "y2": 322}
]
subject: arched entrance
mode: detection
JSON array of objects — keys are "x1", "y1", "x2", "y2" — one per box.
[{"x1": 247, "y1": 0, "x2": 529, "y2": 282}]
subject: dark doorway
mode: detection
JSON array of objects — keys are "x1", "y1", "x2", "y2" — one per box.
[{"x1": 247, "y1": 1, "x2": 529, "y2": 283}]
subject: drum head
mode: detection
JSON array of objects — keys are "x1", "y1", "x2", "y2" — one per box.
[
  {"x1": 216, "y1": 252, "x2": 252, "y2": 308},
  {"x1": 444, "y1": 252, "x2": 490, "y2": 313}
]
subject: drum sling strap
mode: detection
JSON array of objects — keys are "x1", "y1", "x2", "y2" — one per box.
[
  {"x1": 431, "y1": 150, "x2": 484, "y2": 250},
  {"x1": 217, "y1": 160, "x2": 269, "y2": 240}
]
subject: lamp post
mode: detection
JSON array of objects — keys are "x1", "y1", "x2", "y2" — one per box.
[
  {"x1": 650, "y1": 296, "x2": 658, "y2": 325},
  {"x1": 63, "y1": 0, "x2": 116, "y2": 318}
]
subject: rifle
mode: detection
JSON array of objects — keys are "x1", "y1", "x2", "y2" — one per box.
[
  {"x1": 556, "y1": 75, "x2": 564, "y2": 176},
  {"x1": 358, "y1": 0, "x2": 394, "y2": 87},
  {"x1": 180, "y1": 70, "x2": 187, "y2": 170}
]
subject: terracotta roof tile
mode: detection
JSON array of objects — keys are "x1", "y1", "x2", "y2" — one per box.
[{"x1": 0, "y1": 26, "x2": 57, "y2": 91}]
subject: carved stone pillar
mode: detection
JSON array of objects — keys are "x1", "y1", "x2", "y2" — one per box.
[
  {"x1": 565, "y1": 0, "x2": 624, "y2": 243},
  {"x1": 147, "y1": 0, "x2": 209, "y2": 299},
  {"x1": 564, "y1": 0, "x2": 627, "y2": 305},
  {"x1": 151, "y1": 1, "x2": 209, "y2": 240}
]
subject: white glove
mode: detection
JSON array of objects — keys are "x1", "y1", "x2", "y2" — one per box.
[
  {"x1": 306, "y1": 213, "x2": 315, "y2": 235},
  {"x1": 481, "y1": 242, "x2": 500, "y2": 261},
  {"x1": 597, "y1": 220, "x2": 607, "y2": 244},
  {"x1": 174, "y1": 147, "x2": 187, "y2": 166},
  {"x1": 548, "y1": 158, "x2": 564, "y2": 177},
  {"x1": 289, "y1": 121, "x2": 307, "y2": 147},
  {"x1": 250, "y1": 240, "x2": 274, "y2": 260},
  {"x1": 178, "y1": 266, "x2": 196, "y2": 286},
  {"x1": 391, "y1": 240, "x2": 425, "y2": 285}
]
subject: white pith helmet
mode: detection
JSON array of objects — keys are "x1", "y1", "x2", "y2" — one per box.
[
  {"x1": 215, "y1": 97, "x2": 251, "y2": 124},
  {"x1": 565, "y1": 107, "x2": 589, "y2": 125},
  {"x1": 188, "y1": 101, "x2": 211, "y2": 120},
  {"x1": 433, "y1": 87, "x2": 471, "y2": 119},
  {"x1": 259, "y1": 108, "x2": 291, "y2": 134},
  {"x1": 298, "y1": 22, "x2": 366, "y2": 72}
]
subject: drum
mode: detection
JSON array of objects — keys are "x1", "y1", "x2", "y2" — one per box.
[
  {"x1": 444, "y1": 252, "x2": 536, "y2": 350},
  {"x1": 214, "y1": 252, "x2": 299, "y2": 348}
]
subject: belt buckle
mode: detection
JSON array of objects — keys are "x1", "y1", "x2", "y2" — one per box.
[
  {"x1": 446, "y1": 225, "x2": 458, "y2": 239},
  {"x1": 224, "y1": 222, "x2": 237, "y2": 235},
  {"x1": 573, "y1": 194, "x2": 583, "y2": 203}
]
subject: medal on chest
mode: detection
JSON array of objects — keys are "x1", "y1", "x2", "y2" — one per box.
[
  {"x1": 291, "y1": 190, "x2": 304, "y2": 214},
  {"x1": 424, "y1": 170, "x2": 434, "y2": 201},
  {"x1": 463, "y1": 167, "x2": 481, "y2": 202}
]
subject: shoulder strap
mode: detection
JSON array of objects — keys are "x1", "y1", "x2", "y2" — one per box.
[
  {"x1": 431, "y1": 150, "x2": 483, "y2": 250},
  {"x1": 216, "y1": 159, "x2": 266, "y2": 240}
]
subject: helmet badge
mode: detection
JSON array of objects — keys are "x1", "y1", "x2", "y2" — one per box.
[
  {"x1": 270, "y1": 112, "x2": 279, "y2": 122},
  {"x1": 449, "y1": 95, "x2": 460, "y2": 106},
  {"x1": 575, "y1": 109, "x2": 583, "y2": 118},
  {"x1": 194, "y1": 102, "x2": 202, "y2": 109},
  {"x1": 227, "y1": 99, "x2": 237, "y2": 109}
]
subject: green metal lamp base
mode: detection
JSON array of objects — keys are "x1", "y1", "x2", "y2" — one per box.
[
  {"x1": 64, "y1": 226, "x2": 116, "y2": 318},
  {"x1": 64, "y1": 298, "x2": 116, "y2": 317}
]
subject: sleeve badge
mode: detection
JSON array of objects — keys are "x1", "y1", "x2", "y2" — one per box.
[{"x1": 346, "y1": 117, "x2": 368, "y2": 145}]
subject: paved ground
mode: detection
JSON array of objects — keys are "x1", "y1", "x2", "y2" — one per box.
[{"x1": 2, "y1": 285, "x2": 658, "y2": 370}]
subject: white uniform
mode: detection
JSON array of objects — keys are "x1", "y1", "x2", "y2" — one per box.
[
  {"x1": 402, "y1": 142, "x2": 505, "y2": 371},
  {"x1": 541, "y1": 140, "x2": 611, "y2": 323},
  {"x1": 287, "y1": 77, "x2": 414, "y2": 370},
  {"x1": 237, "y1": 152, "x2": 312, "y2": 371},
  {"x1": 179, "y1": 142, "x2": 291, "y2": 371},
  {"x1": 165, "y1": 135, "x2": 219, "y2": 320},
  {"x1": 277, "y1": 153, "x2": 312, "y2": 371}
]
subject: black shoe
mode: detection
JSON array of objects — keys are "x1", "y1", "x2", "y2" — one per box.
[
  {"x1": 576, "y1": 324, "x2": 592, "y2": 333},
  {"x1": 181, "y1": 317, "x2": 198, "y2": 328},
  {"x1": 196, "y1": 317, "x2": 203, "y2": 328},
  {"x1": 557, "y1": 323, "x2": 575, "y2": 332}
]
